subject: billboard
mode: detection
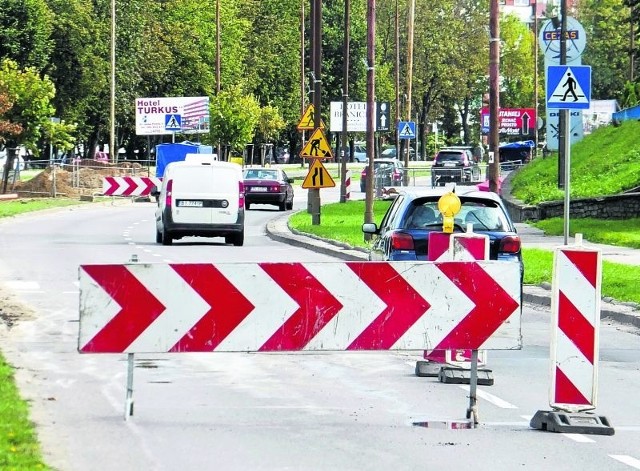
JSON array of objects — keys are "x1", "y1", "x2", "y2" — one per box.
[
  {"x1": 135, "y1": 97, "x2": 210, "y2": 136},
  {"x1": 480, "y1": 107, "x2": 536, "y2": 138}
]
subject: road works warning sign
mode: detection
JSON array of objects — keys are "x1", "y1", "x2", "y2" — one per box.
[
  {"x1": 302, "y1": 159, "x2": 335, "y2": 189},
  {"x1": 299, "y1": 128, "x2": 333, "y2": 159}
]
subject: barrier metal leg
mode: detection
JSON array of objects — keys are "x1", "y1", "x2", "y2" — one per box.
[
  {"x1": 125, "y1": 353, "x2": 135, "y2": 420},
  {"x1": 466, "y1": 349, "x2": 479, "y2": 426}
]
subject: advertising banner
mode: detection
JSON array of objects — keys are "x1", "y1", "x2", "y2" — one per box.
[
  {"x1": 135, "y1": 97, "x2": 209, "y2": 136},
  {"x1": 480, "y1": 107, "x2": 536, "y2": 137}
]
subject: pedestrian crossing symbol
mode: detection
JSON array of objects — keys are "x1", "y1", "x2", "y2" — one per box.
[
  {"x1": 297, "y1": 104, "x2": 326, "y2": 131},
  {"x1": 165, "y1": 114, "x2": 182, "y2": 131},
  {"x1": 299, "y1": 128, "x2": 333, "y2": 159},
  {"x1": 397, "y1": 121, "x2": 416, "y2": 140},
  {"x1": 302, "y1": 159, "x2": 335, "y2": 189},
  {"x1": 546, "y1": 65, "x2": 591, "y2": 110}
]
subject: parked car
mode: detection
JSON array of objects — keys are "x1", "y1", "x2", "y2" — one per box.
[
  {"x1": 359, "y1": 158, "x2": 404, "y2": 192},
  {"x1": 353, "y1": 144, "x2": 368, "y2": 162},
  {"x1": 431, "y1": 147, "x2": 481, "y2": 186},
  {"x1": 361, "y1": 188, "x2": 522, "y2": 277},
  {"x1": 243, "y1": 167, "x2": 294, "y2": 211}
]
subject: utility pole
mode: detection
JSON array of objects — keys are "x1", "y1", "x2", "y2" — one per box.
[
  {"x1": 340, "y1": 0, "x2": 350, "y2": 203},
  {"x1": 311, "y1": 0, "x2": 322, "y2": 225},
  {"x1": 395, "y1": 0, "x2": 400, "y2": 161},
  {"x1": 110, "y1": 0, "x2": 116, "y2": 163},
  {"x1": 364, "y1": 0, "x2": 376, "y2": 225},
  {"x1": 405, "y1": 0, "x2": 415, "y2": 171},
  {"x1": 558, "y1": 0, "x2": 567, "y2": 189},
  {"x1": 488, "y1": 0, "x2": 500, "y2": 193}
]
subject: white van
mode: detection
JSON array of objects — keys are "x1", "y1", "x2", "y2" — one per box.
[{"x1": 154, "y1": 158, "x2": 245, "y2": 246}]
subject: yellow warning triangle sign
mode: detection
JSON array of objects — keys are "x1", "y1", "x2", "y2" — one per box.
[
  {"x1": 299, "y1": 128, "x2": 333, "y2": 159},
  {"x1": 297, "y1": 104, "x2": 325, "y2": 131},
  {"x1": 302, "y1": 159, "x2": 336, "y2": 189}
]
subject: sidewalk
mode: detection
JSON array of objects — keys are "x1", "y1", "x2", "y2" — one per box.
[{"x1": 265, "y1": 187, "x2": 640, "y2": 330}]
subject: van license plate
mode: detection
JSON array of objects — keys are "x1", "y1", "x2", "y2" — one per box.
[{"x1": 178, "y1": 200, "x2": 203, "y2": 207}]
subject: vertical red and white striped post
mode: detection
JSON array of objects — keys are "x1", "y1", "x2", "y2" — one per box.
[
  {"x1": 550, "y1": 235, "x2": 601, "y2": 410},
  {"x1": 345, "y1": 169, "x2": 351, "y2": 200},
  {"x1": 530, "y1": 235, "x2": 613, "y2": 434}
]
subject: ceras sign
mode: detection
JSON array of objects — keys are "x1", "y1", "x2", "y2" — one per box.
[{"x1": 79, "y1": 261, "x2": 521, "y2": 354}]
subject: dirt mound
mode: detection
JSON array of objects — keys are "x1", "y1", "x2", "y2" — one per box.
[{"x1": 9, "y1": 161, "x2": 147, "y2": 198}]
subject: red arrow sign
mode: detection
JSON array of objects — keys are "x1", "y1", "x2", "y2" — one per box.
[
  {"x1": 81, "y1": 265, "x2": 166, "y2": 352},
  {"x1": 103, "y1": 176, "x2": 119, "y2": 196},
  {"x1": 346, "y1": 262, "x2": 430, "y2": 350},
  {"x1": 432, "y1": 262, "x2": 520, "y2": 350}
]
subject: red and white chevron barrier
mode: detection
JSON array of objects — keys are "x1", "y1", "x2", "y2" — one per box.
[
  {"x1": 79, "y1": 261, "x2": 521, "y2": 354},
  {"x1": 551, "y1": 245, "x2": 602, "y2": 411},
  {"x1": 102, "y1": 176, "x2": 162, "y2": 197},
  {"x1": 424, "y1": 232, "x2": 490, "y2": 366}
]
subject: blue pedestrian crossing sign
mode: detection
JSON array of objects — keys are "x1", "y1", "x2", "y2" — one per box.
[
  {"x1": 165, "y1": 114, "x2": 182, "y2": 131},
  {"x1": 398, "y1": 121, "x2": 416, "y2": 140},
  {"x1": 546, "y1": 65, "x2": 591, "y2": 110}
]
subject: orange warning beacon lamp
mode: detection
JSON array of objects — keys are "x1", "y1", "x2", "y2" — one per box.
[{"x1": 437, "y1": 191, "x2": 461, "y2": 233}]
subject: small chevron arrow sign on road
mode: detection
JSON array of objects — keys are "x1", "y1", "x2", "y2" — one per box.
[
  {"x1": 102, "y1": 176, "x2": 162, "y2": 197},
  {"x1": 79, "y1": 261, "x2": 521, "y2": 354}
]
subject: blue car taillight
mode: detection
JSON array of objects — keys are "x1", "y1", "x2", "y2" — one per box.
[{"x1": 499, "y1": 235, "x2": 521, "y2": 254}]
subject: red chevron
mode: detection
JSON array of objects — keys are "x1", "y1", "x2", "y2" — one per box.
[
  {"x1": 258, "y1": 263, "x2": 343, "y2": 351},
  {"x1": 555, "y1": 366, "x2": 590, "y2": 405},
  {"x1": 80, "y1": 265, "x2": 165, "y2": 352},
  {"x1": 562, "y1": 249, "x2": 598, "y2": 288},
  {"x1": 433, "y1": 262, "x2": 519, "y2": 350},
  {"x1": 121, "y1": 176, "x2": 138, "y2": 196},
  {"x1": 103, "y1": 176, "x2": 119, "y2": 196},
  {"x1": 346, "y1": 262, "x2": 430, "y2": 350},
  {"x1": 141, "y1": 177, "x2": 157, "y2": 196},
  {"x1": 558, "y1": 290, "x2": 595, "y2": 363},
  {"x1": 169, "y1": 264, "x2": 255, "y2": 352}
]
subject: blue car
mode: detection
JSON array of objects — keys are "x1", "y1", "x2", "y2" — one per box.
[{"x1": 362, "y1": 188, "x2": 522, "y2": 272}]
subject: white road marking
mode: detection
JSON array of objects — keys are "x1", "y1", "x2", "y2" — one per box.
[
  {"x1": 458, "y1": 385, "x2": 518, "y2": 409},
  {"x1": 4, "y1": 281, "x2": 40, "y2": 290},
  {"x1": 521, "y1": 414, "x2": 533, "y2": 421},
  {"x1": 610, "y1": 455, "x2": 640, "y2": 469},
  {"x1": 563, "y1": 433, "x2": 595, "y2": 443}
]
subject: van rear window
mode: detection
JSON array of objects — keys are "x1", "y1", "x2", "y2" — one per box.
[{"x1": 172, "y1": 167, "x2": 238, "y2": 194}]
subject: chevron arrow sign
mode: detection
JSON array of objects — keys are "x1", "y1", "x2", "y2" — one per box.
[
  {"x1": 78, "y1": 261, "x2": 522, "y2": 353},
  {"x1": 102, "y1": 176, "x2": 162, "y2": 196}
]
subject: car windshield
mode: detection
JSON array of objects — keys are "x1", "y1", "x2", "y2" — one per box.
[
  {"x1": 436, "y1": 152, "x2": 464, "y2": 162},
  {"x1": 245, "y1": 169, "x2": 278, "y2": 180},
  {"x1": 403, "y1": 199, "x2": 509, "y2": 232}
]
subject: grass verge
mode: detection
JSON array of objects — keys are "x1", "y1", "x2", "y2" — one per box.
[
  {"x1": 290, "y1": 200, "x2": 640, "y2": 305},
  {"x1": 0, "y1": 198, "x2": 88, "y2": 218},
  {"x1": 0, "y1": 353, "x2": 49, "y2": 470}
]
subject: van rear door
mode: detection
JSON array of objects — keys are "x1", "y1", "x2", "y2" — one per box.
[{"x1": 171, "y1": 165, "x2": 240, "y2": 225}]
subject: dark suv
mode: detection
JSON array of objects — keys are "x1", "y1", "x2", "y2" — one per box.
[{"x1": 431, "y1": 148, "x2": 481, "y2": 186}]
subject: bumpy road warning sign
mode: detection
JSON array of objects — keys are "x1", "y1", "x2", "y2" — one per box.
[
  {"x1": 299, "y1": 128, "x2": 333, "y2": 159},
  {"x1": 302, "y1": 159, "x2": 335, "y2": 189}
]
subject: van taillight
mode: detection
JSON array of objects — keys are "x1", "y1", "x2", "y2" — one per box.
[
  {"x1": 165, "y1": 179, "x2": 173, "y2": 207},
  {"x1": 391, "y1": 232, "x2": 414, "y2": 251},
  {"x1": 500, "y1": 235, "x2": 521, "y2": 253},
  {"x1": 238, "y1": 181, "x2": 245, "y2": 207}
]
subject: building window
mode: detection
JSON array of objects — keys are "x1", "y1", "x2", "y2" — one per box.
[{"x1": 514, "y1": 0, "x2": 530, "y2": 5}]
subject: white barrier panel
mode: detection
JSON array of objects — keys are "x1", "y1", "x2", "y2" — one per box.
[
  {"x1": 79, "y1": 261, "x2": 522, "y2": 354},
  {"x1": 102, "y1": 176, "x2": 162, "y2": 196}
]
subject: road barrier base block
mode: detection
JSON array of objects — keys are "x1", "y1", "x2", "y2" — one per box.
[
  {"x1": 530, "y1": 410, "x2": 615, "y2": 435},
  {"x1": 438, "y1": 366, "x2": 494, "y2": 386},
  {"x1": 415, "y1": 360, "x2": 441, "y2": 377}
]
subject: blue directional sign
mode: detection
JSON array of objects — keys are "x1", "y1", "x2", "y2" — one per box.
[
  {"x1": 546, "y1": 65, "x2": 591, "y2": 110},
  {"x1": 397, "y1": 121, "x2": 416, "y2": 140},
  {"x1": 165, "y1": 114, "x2": 182, "y2": 131}
]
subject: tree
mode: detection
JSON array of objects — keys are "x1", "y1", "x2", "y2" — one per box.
[
  {"x1": 0, "y1": 59, "x2": 55, "y2": 150},
  {"x1": 499, "y1": 13, "x2": 535, "y2": 108},
  {"x1": 0, "y1": 0, "x2": 53, "y2": 70}
]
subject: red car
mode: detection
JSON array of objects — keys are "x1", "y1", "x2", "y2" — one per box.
[{"x1": 243, "y1": 167, "x2": 294, "y2": 211}]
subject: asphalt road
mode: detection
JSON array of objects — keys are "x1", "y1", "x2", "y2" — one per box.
[{"x1": 0, "y1": 197, "x2": 639, "y2": 470}]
